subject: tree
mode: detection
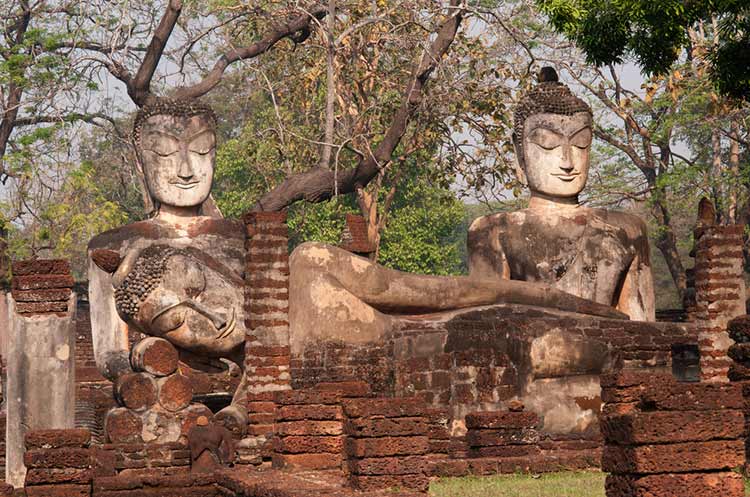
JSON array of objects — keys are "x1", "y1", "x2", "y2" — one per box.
[{"x1": 536, "y1": 0, "x2": 750, "y2": 100}]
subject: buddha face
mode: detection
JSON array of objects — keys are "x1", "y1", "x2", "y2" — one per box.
[
  {"x1": 520, "y1": 112, "x2": 592, "y2": 198},
  {"x1": 140, "y1": 114, "x2": 216, "y2": 208}
]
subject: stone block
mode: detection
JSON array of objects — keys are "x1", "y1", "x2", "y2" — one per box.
[
  {"x1": 271, "y1": 453, "x2": 342, "y2": 470},
  {"x1": 347, "y1": 455, "x2": 428, "y2": 476},
  {"x1": 605, "y1": 472, "x2": 744, "y2": 497},
  {"x1": 468, "y1": 445, "x2": 541, "y2": 458},
  {"x1": 24, "y1": 484, "x2": 90, "y2": 497},
  {"x1": 343, "y1": 398, "x2": 425, "y2": 418},
  {"x1": 466, "y1": 428, "x2": 540, "y2": 447},
  {"x1": 12, "y1": 274, "x2": 74, "y2": 290},
  {"x1": 313, "y1": 380, "x2": 372, "y2": 397},
  {"x1": 600, "y1": 410, "x2": 744, "y2": 444},
  {"x1": 349, "y1": 474, "x2": 429, "y2": 493},
  {"x1": 16, "y1": 301, "x2": 70, "y2": 313},
  {"x1": 641, "y1": 382, "x2": 742, "y2": 411},
  {"x1": 344, "y1": 417, "x2": 428, "y2": 438},
  {"x1": 274, "y1": 390, "x2": 340, "y2": 406},
  {"x1": 273, "y1": 435, "x2": 344, "y2": 454},
  {"x1": 11, "y1": 288, "x2": 72, "y2": 302},
  {"x1": 601, "y1": 440, "x2": 744, "y2": 474},
  {"x1": 464, "y1": 411, "x2": 539, "y2": 429},
  {"x1": 25, "y1": 429, "x2": 91, "y2": 449},
  {"x1": 105, "y1": 408, "x2": 144, "y2": 444},
  {"x1": 12, "y1": 259, "x2": 70, "y2": 275},
  {"x1": 276, "y1": 404, "x2": 343, "y2": 422},
  {"x1": 275, "y1": 420, "x2": 343, "y2": 436},
  {"x1": 24, "y1": 448, "x2": 92, "y2": 469},
  {"x1": 345, "y1": 436, "x2": 429, "y2": 458},
  {"x1": 25, "y1": 468, "x2": 93, "y2": 486}
]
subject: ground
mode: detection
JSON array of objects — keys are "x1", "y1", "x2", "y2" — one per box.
[{"x1": 430, "y1": 472, "x2": 750, "y2": 497}]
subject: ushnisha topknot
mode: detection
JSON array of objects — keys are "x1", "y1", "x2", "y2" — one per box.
[
  {"x1": 512, "y1": 67, "x2": 592, "y2": 167},
  {"x1": 132, "y1": 98, "x2": 217, "y2": 143}
]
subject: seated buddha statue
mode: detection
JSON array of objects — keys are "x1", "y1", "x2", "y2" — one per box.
[
  {"x1": 468, "y1": 67, "x2": 655, "y2": 321},
  {"x1": 287, "y1": 69, "x2": 653, "y2": 353},
  {"x1": 88, "y1": 99, "x2": 249, "y2": 412}
]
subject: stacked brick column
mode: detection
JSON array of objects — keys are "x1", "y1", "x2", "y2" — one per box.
[
  {"x1": 11, "y1": 259, "x2": 74, "y2": 314},
  {"x1": 243, "y1": 212, "x2": 291, "y2": 440},
  {"x1": 694, "y1": 224, "x2": 745, "y2": 381},
  {"x1": 104, "y1": 337, "x2": 211, "y2": 445},
  {"x1": 464, "y1": 410, "x2": 541, "y2": 459},
  {"x1": 343, "y1": 398, "x2": 430, "y2": 494},
  {"x1": 600, "y1": 370, "x2": 745, "y2": 497}
]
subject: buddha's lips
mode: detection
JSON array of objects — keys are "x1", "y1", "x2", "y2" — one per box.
[
  {"x1": 552, "y1": 173, "x2": 579, "y2": 181},
  {"x1": 170, "y1": 181, "x2": 200, "y2": 189}
]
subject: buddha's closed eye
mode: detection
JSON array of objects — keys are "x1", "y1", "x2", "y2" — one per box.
[{"x1": 529, "y1": 128, "x2": 562, "y2": 150}]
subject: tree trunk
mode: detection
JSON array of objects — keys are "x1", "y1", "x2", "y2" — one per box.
[
  {"x1": 652, "y1": 196, "x2": 687, "y2": 301},
  {"x1": 728, "y1": 119, "x2": 740, "y2": 224}
]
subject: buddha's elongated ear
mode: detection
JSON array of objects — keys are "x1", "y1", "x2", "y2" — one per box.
[{"x1": 512, "y1": 135, "x2": 527, "y2": 186}]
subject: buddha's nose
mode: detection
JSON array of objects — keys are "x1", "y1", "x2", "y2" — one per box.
[
  {"x1": 178, "y1": 156, "x2": 195, "y2": 180},
  {"x1": 559, "y1": 163, "x2": 574, "y2": 173}
]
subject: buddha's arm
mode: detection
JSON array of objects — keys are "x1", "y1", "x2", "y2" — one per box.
[
  {"x1": 88, "y1": 258, "x2": 133, "y2": 381},
  {"x1": 291, "y1": 242, "x2": 625, "y2": 319},
  {"x1": 467, "y1": 216, "x2": 510, "y2": 280},
  {"x1": 615, "y1": 230, "x2": 656, "y2": 321}
]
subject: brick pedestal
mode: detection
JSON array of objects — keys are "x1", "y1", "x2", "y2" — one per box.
[
  {"x1": 343, "y1": 398, "x2": 430, "y2": 494},
  {"x1": 694, "y1": 225, "x2": 746, "y2": 381},
  {"x1": 727, "y1": 315, "x2": 750, "y2": 471},
  {"x1": 600, "y1": 370, "x2": 745, "y2": 497},
  {"x1": 243, "y1": 211, "x2": 291, "y2": 441}
]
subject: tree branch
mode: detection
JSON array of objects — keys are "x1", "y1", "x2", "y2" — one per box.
[
  {"x1": 173, "y1": 5, "x2": 327, "y2": 100},
  {"x1": 253, "y1": 1, "x2": 465, "y2": 212}
]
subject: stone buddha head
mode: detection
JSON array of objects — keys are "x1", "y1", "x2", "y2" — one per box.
[
  {"x1": 512, "y1": 67, "x2": 593, "y2": 200},
  {"x1": 133, "y1": 99, "x2": 218, "y2": 213}
]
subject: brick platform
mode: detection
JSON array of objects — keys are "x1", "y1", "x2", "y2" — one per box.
[{"x1": 600, "y1": 370, "x2": 744, "y2": 497}]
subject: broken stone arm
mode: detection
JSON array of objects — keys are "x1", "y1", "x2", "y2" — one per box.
[
  {"x1": 615, "y1": 251, "x2": 656, "y2": 322},
  {"x1": 88, "y1": 259, "x2": 133, "y2": 381}
]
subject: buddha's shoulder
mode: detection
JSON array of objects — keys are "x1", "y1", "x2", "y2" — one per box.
[
  {"x1": 468, "y1": 210, "x2": 525, "y2": 233},
  {"x1": 588, "y1": 208, "x2": 648, "y2": 240},
  {"x1": 88, "y1": 217, "x2": 244, "y2": 251}
]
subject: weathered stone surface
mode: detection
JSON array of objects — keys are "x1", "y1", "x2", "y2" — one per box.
[
  {"x1": 131, "y1": 338, "x2": 179, "y2": 376},
  {"x1": 343, "y1": 398, "x2": 425, "y2": 418},
  {"x1": 605, "y1": 472, "x2": 744, "y2": 497},
  {"x1": 25, "y1": 468, "x2": 93, "y2": 485},
  {"x1": 345, "y1": 417, "x2": 428, "y2": 438},
  {"x1": 464, "y1": 411, "x2": 539, "y2": 430},
  {"x1": 105, "y1": 408, "x2": 144, "y2": 443},
  {"x1": 349, "y1": 474, "x2": 429, "y2": 493},
  {"x1": 25, "y1": 484, "x2": 90, "y2": 497},
  {"x1": 276, "y1": 420, "x2": 343, "y2": 437},
  {"x1": 12, "y1": 259, "x2": 70, "y2": 276},
  {"x1": 347, "y1": 456, "x2": 428, "y2": 476},
  {"x1": 601, "y1": 440, "x2": 744, "y2": 474},
  {"x1": 13, "y1": 274, "x2": 75, "y2": 290},
  {"x1": 600, "y1": 410, "x2": 744, "y2": 444},
  {"x1": 345, "y1": 436, "x2": 429, "y2": 458},
  {"x1": 24, "y1": 448, "x2": 92, "y2": 469},
  {"x1": 157, "y1": 374, "x2": 193, "y2": 412},
  {"x1": 273, "y1": 435, "x2": 344, "y2": 454},
  {"x1": 277, "y1": 404, "x2": 343, "y2": 421},
  {"x1": 25, "y1": 429, "x2": 91, "y2": 449},
  {"x1": 271, "y1": 453, "x2": 342, "y2": 470},
  {"x1": 115, "y1": 373, "x2": 158, "y2": 411},
  {"x1": 12, "y1": 288, "x2": 72, "y2": 302}
]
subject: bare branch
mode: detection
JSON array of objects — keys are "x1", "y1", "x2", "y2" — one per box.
[
  {"x1": 173, "y1": 5, "x2": 327, "y2": 100},
  {"x1": 253, "y1": 1, "x2": 465, "y2": 212}
]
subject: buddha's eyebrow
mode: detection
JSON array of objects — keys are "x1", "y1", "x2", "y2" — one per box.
[
  {"x1": 529, "y1": 125, "x2": 563, "y2": 136},
  {"x1": 147, "y1": 130, "x2": 179, "y2": 141},
  {"x1": 187, "y1": 129, "x2": 215, "y2": 141},
  {"x1": 570, "y1": 125, "x2": 592, "y2": 136}
]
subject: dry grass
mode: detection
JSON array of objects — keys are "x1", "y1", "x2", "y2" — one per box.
[{"x1": 430, "y1": 472, "x2": 606, "y2": 497}]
